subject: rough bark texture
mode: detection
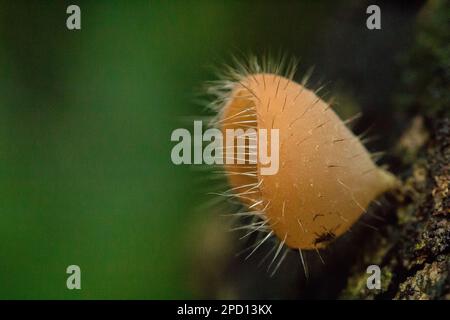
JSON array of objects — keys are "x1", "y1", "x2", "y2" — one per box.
[{"x1": 341, "y1": 117, "x2": 449, "y2": 299}]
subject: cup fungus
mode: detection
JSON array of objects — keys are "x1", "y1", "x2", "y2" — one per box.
[{"x1": 207, "y1": 57, "x2": 397, "y2": 272}]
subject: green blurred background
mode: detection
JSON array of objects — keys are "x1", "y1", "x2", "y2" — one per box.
[{"x1": 0, "y1": 0, "x2": 423, "y2": 299}]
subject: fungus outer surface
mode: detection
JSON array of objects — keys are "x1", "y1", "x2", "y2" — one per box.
[{"x1": 220, "y1": 73, "x2": 397, "y2": 249}]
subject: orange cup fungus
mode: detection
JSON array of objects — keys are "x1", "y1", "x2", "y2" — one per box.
[{"x1": 215, "y1": 70, "x2": 397, "y2": 251}]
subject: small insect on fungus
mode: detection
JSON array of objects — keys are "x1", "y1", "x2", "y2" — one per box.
[{"x1": 205, "y1": 55, "x2": 398, "y2": 275}]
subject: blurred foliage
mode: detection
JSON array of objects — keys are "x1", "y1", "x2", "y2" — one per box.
[
  {"x1": 0, "y1": 0, "x2": 338, "y2": 299},
  {"x1": 395, "y1": 0, "x2": 450, "y2": 117}
]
